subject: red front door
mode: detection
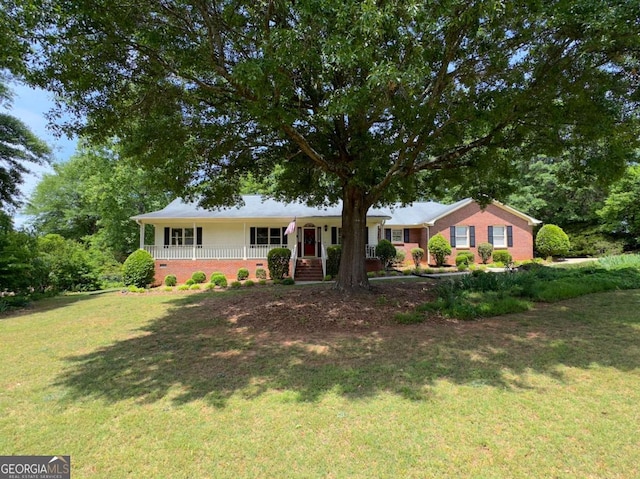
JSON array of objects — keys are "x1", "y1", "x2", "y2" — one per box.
[{"x1": 303, "y1": 228, "x2": 316, "y2": 256}]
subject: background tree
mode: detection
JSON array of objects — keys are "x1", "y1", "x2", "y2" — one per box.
[
  {"x1": 0, "y1": 78, "x2": 51, "y2": 213},
  {"x1": 598, "y1": 165, "x2": 640, "y2": 251},
  {"x1": 14, "y1": 0, "x2": 640, "y2": 291},
  {"x1": 26, "y1": 142, "x2": 171, "y2": 260}
]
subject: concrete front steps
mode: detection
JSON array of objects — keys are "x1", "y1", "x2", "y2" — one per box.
[{"x1": 294, "y1": 258, "x2": 324, "y2": 282}]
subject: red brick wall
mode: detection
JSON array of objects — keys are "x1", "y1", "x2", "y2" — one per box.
[
  {"x1": 430, "y1": 203, "x2": 534, "y2": 264},
  {"x1": 154, "y1": 259, "x2": 277, "y2": 285}
]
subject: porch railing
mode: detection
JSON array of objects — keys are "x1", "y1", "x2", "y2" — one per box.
[
  {"x1": 144, "y1": 243, "x2": 380, "y2": 261},
  {"x1": 144, "y1": 244, "x2": 288, "y2": 260}
]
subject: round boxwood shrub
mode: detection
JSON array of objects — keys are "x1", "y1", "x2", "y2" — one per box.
[
  {"x1": 536, "y1": 224, "x2": 570, "y2": 259},
  {"x1": 164, "y1": 275, "x2": 177, "y2": 287},
  {"x1": 255, "y1": 268, "x2": 267, "y2": 280},
  {"x1": 191, "y1": 271, "x2": 207, "y2": 284},
  {"x1": 185, "y1": 278, "x2": 195, "y2": 286},
  {"x1": 411, "y1": 247, "x2": 424, "y2": 267},
  {"x1": 237, "y1": 268, "x2": 249, "y2": 281},
  {"x1": 477, "y1": 242, "x2": 493, "y2": 264},
  {"x1": 455, "y1": 251, "x2": 475, "y2": 267},
  {"x1": 428, "y1": 233, "x2": 451, "y2": 267},
  {"x1": 267, "y1": 247, "x2": 291, "y2": 280},
  {"x1": 210, "y1": 273, "x2": 228, "y2": 288},
  {"x1": 122, "y1": 249, "x2": 155, "y2": 288},
  {"x1": 326, "y1": 245, "x2": 342, "y2": 277},
  {"x1": 492, "y1": 250, "x2": 512, "y2": 264},
  {"x1": 375, "y1": 239, "x2": 397, "y2": 270}
]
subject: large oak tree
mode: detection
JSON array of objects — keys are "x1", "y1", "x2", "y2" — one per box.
[{"x1": 12, "y1": 0, "x2": 640, "y2": 290}]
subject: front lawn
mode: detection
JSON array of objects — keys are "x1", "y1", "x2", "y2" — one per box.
[{"x1": 1, "y1": 286, "x2": 639, "y2": 477}]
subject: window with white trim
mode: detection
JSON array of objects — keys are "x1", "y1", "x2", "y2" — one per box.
[
  {"x1": 492, "y1": 226, "x2": 506, "y2": 248},
  {"x1": 171, "y1": 227, "x2": 194, "y2": 246},
  {"x1": 391, "y1": 229, "x2": 403, "y2": 243},
  {"x1": 252, "y1": 227, "x2": 285, "y2": 245},
  {"x1": 455, "y1": 226, "x2": 469, "y2": 248}
]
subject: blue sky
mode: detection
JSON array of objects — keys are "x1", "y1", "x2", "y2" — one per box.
[{"x1": 6, "y1": 82, "x2": 78, "y2": 224}]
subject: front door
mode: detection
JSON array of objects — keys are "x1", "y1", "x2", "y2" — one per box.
[{"x1": 303, "y1": 228, "x2": 316, "y2": 256}]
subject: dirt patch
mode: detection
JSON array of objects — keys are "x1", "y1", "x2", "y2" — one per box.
[{"x1": 187, "y1": 279, "x2": 441, "y2": 334}]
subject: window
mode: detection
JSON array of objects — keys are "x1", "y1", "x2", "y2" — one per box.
[
  {"x1": 455, "y1": 226, "x2": 469, "y2": 248},
  {"x1": 269, "y1": 227, "x2": 282, "y2": 245},
  {"x1": 166, "y1": 227, "x2": 201, "y2": 247},
  {"x1": 251, "y1": 226, "x2": 285, "y2": 245},
  {"x1": 391, "y1": 229, "x2": 403, "y2": 243},
  {"x1": 171, "y1": 227, "x2": 194, "y2": 246},
  {"x1": 492, "y1": 226, "x2": 506, "y2": 248}
]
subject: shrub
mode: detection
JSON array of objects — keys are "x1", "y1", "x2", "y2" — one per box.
[
  {"x1": 255, "y1": 268, "x2": 267, "y2": 280},
  {"x1": 457, "y1": 263, "x2": 469, "y2": 272},
  {"x1": 393, "y1": 249, "x2": 406, "y2": 268},
  {"x1": 267, "y1": 247, "x2": 291, "y2": 280},
  {"x1": 536, "y1": 224, "x2": 570, "y2": 259},
  {"x1": 122, "y1": 249, "x2": 155, "y2": 288},
  {"x1": 326, "y1": 245, "x2": 342, "y2": 277},
  {"x1": 455, "y1": 251, "x2": 475, "y2": 267},
  {"x1": 177, "y1": 284, "x2": 190, "y2": 291},
  {"x1": 492, "y1": 250, "x2": 512, "y2": 264},
  {"x1": 258, "y1": 279, "x2": 267, "y2": 286},
  {"x1": 237, "y1": 268, "x2": 249, "y2": 281},
  {"x1": 189, "y1": 284, "x2": 201, "y2": 290},
  {"x1": 410, "y1": 247, "x2": 424, "y2": 267},
  {"x1": 428, "y1": 233, "x2": 451, "y2": 266},
  {"x1": 210, "y1": 273, "x2": 228, "y2": 288},
  {"x1": 185, "y1": 278, "x2": 195, "y2": 286},
  {"x1": 127, "y1": 285, "x2": 146, "y2": 293},
  {"x1": 164, "y1": 275, "x2": 177, "y2": 287},
  {"x1": 281, "y1": 277, "x2": 295, "y2": 285},
  {"x1": 477, "y1": 242, "x2": 493, "y2": 264},
  {"x1": 375, "y1": 239, "x2": 397, "y2": 270},
  {"x1": 204, "y1": 283, "x2": 216, "y2": 290},
  {"x1": 324, "y1": 274, "x2": 333, "y2": 281},
  {"x1": 163, "y1": 286, "x2": 173, "y2": 292},
  {"x1": 367, "y1": 271, "x2": 376, "y2": 278},
  {"x1": 191, "y1": 271, "x2": 207, "y2": 283},
  {"x1": 230, "y1": 281, "x2": 242, "y2": 289},
  {"x1": 243, "y1": 280, "x2": 255, "y2": 287}
]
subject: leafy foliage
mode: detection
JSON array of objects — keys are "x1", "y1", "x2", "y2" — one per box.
[
  {"x1": 16, "y1": 0, "x2": 640, "y2": 291},
  {"x1": 37, "y1": 234, "x2": 101, "y2": 291},
  {"x1": 536, "y1": 225, "x2": 570, "y2": 259},
  {"x1": 191, "y1": 271, "x2": 206, "y2": 284},
  {"x1": 428, "y1": 234, "x2": 451, "y2": 267},
  {"x1": 267, "y1": 248, "x2": 291, "y2": 280},
  {"x1": 455, "y1": 251, "x2": 475, "y2": 267},
  {"x1": 255, "y1": 268, "x2": 267, "y2": 280},
  {"x1": 326, "y1": 245, "x2": 342, "y2": 277},
  {"x1": 410, "y1": 247, "x2": 424, "y2": 267},
  {"x1": 164, "y1": 275, "x2": 177, "y2": 287},
  {"x1": 237, "y1": 268, "x2": 249, "y2": 281},
  {"x1": 122, "y1": 249, "x2": 155, "y2": 288},
  {"x1": 210, "y1": 273, "x2": 227, "y2": 288},
  {"x1": 598, "y1": 165, "x2": 640, "y2": 250},
  {"x1": 492, "y1": 250, "x2": 513, "y2": 265},
  {"x1": 0, "y1": 79, "x2": 51, "y2": 213},
  {"x1": 477, "y1": 243, "x2": 493, "y2": 264},
  {"x1": 375, "y1": 240, "x2": 397, "y2": 270}
]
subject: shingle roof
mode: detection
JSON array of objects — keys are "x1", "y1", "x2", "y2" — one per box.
[
  {"x1": 132, "y1": 195, "x2": 540, "y2": 226},
  {"x1": 132, "y1": 195, "x2": 391, "y2": 221}
]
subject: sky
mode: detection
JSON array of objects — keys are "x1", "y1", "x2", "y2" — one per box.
[{"x1": 6, "y1": 81, "x2": 78, "y2": 226}]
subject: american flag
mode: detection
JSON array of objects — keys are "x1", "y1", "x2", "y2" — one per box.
[{"x1": 284, "y1": 219, "x2": 296, "y2": 235}]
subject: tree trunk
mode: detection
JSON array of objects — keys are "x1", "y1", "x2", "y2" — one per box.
[{"x1": 334, "y1": 185, "x2": 372, "y2": 292}]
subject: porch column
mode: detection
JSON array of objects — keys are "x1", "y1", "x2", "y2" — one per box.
[
  {"x1": 138, "y1": 222, "x2": 144, "y2": 250},
  {"x1": 192, "y1": 222, "x2": 197, "y2": 260},
  {"x1": 243, "y1": 223, "x2": 247, "y2": 260}
]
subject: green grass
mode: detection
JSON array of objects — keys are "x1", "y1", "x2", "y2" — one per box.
[
  {"x1": 2, "y1": 289, "x2": 640, "y2": 477},
  {"x1": 426, "y1": 263, "x2": 640, "y2": 319}
]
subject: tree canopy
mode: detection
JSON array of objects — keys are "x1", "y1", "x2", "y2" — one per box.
[
  {"x1": 12, "y1": 0, "x2": 640, "y2": 290},
  {"x1": 25, "y1": 142, "x2": 172, "y2": 260},
  {"x1": 0, "y1": 78, "x2": 51, "y2": 213}
]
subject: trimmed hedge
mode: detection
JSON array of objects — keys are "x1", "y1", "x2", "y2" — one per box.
[
  {"x1": 428, "y1": 233, "x2": 451, "y2": 266},
  {"x1": 122, "y1": 249, "x2": 155, "y2": 288},
  {"x1": 267, "y1": 247, "x2": 291, "y2": 280},
  {"x1": 492, "y1": 250, "x2": 512, "y2": 264},
  {"x1": 191, "y1": 271, "x2": 207, "y2": 283},
  {"x1": 164, "y1": 275, "x2": 177, "y2": 287},
  {"x1": 375, "y1": 239, "x2": 397, "y2": 270},
  {"x1": 455, "y1": 251, "x2": 475, "y2": 267},
  {"x1": 536, "y1": 224, "x2": 570, "y2": 258},
  {"x1": 326, "y1": 245, "x2": 342, "y2": 277}
]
